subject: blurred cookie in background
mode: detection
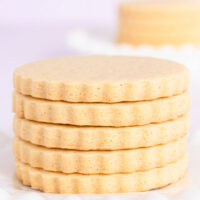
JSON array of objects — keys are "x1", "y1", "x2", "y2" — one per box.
[{"x1": 118, "y1": 1, "x2": 200, "y2": 46}]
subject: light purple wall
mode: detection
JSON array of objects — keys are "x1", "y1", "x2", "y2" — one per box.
[{"x1": 0, "y1": 0, "x2": 124, "y2": 28}]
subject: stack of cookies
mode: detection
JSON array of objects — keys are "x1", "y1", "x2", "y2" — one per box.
[
  {"x1": 12, "y1": 55, "x2": 190, "y2": 194},
  {"x1": 118, "y1": 1, "x2": 200, "y2": 46}
]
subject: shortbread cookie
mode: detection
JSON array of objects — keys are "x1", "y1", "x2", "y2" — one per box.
[
  {"x1": 118, "y1": 32, "x2": 200, "y2": 46},
  {"x1": 119, "y1": 2, "x2": 200, "y2": 21},
  {"x1": 119, "y1": 20, "x2": 200, "y2": 37},
  {"x1": 13, "y1": 136, "x2": 186, "y2": 174},
  {"x1": 13, "y1": 91, "x2": 190, "y2": 126},
  {"x1": 15, "y1": 155, "x2": 187, "y2": 193},
  {"x1": 13, "y1": 114, "x2": 190, "y2": 150},
  {"x1": 118, "y1": 1, "x2": 200, "y2": 46},
  {"x1": 13, "y1": 56, "x2": 189, "y2": 102}
]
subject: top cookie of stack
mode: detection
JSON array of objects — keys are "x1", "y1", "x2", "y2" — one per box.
[
  {"x1": 118, "y1": 1, "x2": 200, "y2": 46},
  {"x1": 13, "y1": 56, "x2": 189, "y2": 127},
  {"x1": 14, "y1": 55, "x2": 188, "y2": 103}
]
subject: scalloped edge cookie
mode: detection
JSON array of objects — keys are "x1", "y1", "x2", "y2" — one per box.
[
  {"x1": 12, "y1": 91, "x2": 190, "y2": 126},
  {"x1": 15, "y1": 155, "x2": 188, "y2": 193},
  {"x1": 13, "y1": 136, "x2": 186, "y2": 174},
  {"x1": 13, "y1": 114, "x2": 190, "y2": 150},
  {"x1": 119, "y1": 2, "x2": 200, "y2": 21},
  {"x1": 118, "y1": 2, "x2": 200, "y2": 46},
  {"x1": 13, "y1": 56, "x2": 189, "y2": 103},
  {"x1": 118, "y1": 31, "x2": 200, "y2": 46}
]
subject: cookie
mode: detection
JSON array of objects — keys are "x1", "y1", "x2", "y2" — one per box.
[
  {"x1": 118, "y1": 1, "x2": 200, "y2": 46},
  {"x1": 13, "y1": 56, "x2": 189, "y2": 102},
  {"x1": 15, "y1": 155, "x2": 187, "y2": 193},
  {"x1": 13, "y1": 91, "x2": 190, "y2": 126},
  {"x1": 119, "y1": 2, "x2": 200, "y2": 21},
  {"x1": 13, "y1": 136, "x2": 186, "y2": 174},
  {"x1": 119, "y1": 19, "x2": 200, "y2": 37},
  {"x1": 118, "y1": 32, "x2": 200, "y2": 46},
  {"x1": 13, "y1": 114, "x2": 190, "y2": 150}
]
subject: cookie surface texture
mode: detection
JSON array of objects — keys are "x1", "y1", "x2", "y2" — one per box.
[
  {"x1": 14, "y1": 56, "x2": 189, "y2": 102},
  {"x1": 13, "y1": 114, "x2": 190, "y2": 150},
  {"x1": 13, "y1": 136, "x2": 186, "y2": 174},
  {"x1": 13, "y1": 91, "x2": 190, "y2": 126},
  {"x1": 15, "y1": 155, "x2": 188, "y2": 193}
]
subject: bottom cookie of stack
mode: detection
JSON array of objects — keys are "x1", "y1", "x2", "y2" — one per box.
[{"x1": 15, "y1": 155, "x2": 187, "y2": 194}]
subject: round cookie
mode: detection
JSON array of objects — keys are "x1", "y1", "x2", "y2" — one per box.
[
  {"x1": 13, "y1": 91, "x2": 190, "y2": 126},
  {"x1": 119, "y1": 1, "x2": 200, "y2": 21},
  {"x1": 118, "y1": 31, "x2": 200, "y2": 46},
  {"x1": 15, "y1": 155, "x2": 188, "y2": 193},
  {"x1": 13, "y1": 115, "x2": 190, "y2": 150},
  {"x1": 13, "y1": 56, "x2": 189, "y2": 102},
  {"x1": 13, "y1": 136, "x2": 186, "y2": 174},
  {"x1": 118, "y1": 1, "x2": 200, "y2": 46}
]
